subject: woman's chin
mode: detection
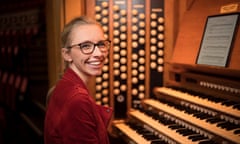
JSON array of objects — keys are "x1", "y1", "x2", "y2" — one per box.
[{"x1": 90, "y1": 70, "x2": 103, "y2": 76}]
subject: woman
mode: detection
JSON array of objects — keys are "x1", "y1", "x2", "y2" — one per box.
[{"x1": 44, "y1": 16, "x2": 113, "y2": 144}]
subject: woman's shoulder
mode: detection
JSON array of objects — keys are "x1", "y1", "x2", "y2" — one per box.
[{"x1": 65, "y1": 88, "x2": 96, "y2": 114}]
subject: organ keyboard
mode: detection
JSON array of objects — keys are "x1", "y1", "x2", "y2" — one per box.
[
  {"x1": 153, "y1": 87, "x2": 240, "y2": 119},
  {"x1": 143, "y1": 98, "x2": 240, "y2": 143},
  {"x1": 112, "y1": 84, "x2": 240, "y2": 144}
]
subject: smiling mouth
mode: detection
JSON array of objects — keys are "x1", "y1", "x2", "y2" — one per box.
[
  {"x1": 86, "y1": 59, "x2": 106, "y2": 66},
  {"x1": 88, "y1": 61, "x2": 102, "y2": 65},
  {"x1": 86, "y1": 57, "x2": 106, "y2": 66}
]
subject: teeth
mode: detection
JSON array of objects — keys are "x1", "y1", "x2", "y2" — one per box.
[{"x1": 89, "y1": 61, "x2": 101, "y2": 65}]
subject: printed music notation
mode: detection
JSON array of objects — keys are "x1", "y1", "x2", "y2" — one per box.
[{"x1": 196, "y1": 13, "x2": 239, "y2": 67}]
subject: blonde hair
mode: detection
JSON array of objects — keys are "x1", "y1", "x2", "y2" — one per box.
[{"x1": 61, "y1": 16, "x2": 102, "y2": 48}]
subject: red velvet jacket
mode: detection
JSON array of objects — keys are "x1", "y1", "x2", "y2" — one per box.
[{"x1": 44, "y1": 68, "x2": 113, "y2": 144}]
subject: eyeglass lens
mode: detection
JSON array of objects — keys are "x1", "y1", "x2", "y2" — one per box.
[{"x1": 80, "y1": 40, "x2": 110, "y2": 54}]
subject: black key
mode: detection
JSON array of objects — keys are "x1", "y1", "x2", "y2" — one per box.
[
  {"x1": 206, "y1": 117, "x2": 224, "y2": 124},
  {"x1": 223, "y1": 123, "x2": 240, "y2": 130},
  {"x1": 151, "y1": 139, "x2": 167, "y2": 144},
  {"x1": 176, "y1": 129, "x2": 196, "y2": 136},
  {"x1": 233, "y1": 104, "x2": 240, "y2": 110},
  {"x1": 216, "y1": 121, "x2": 240, "y2": 130},
  {"x1": 209, "y1": 97, "x2": 225, "y2": 103},
  {"x1": 168, "y1": 125, "x2": 184, "y2": 130},
  {"x1": 193, "y1": 113, "x2": 211, "y2": 120},
  {"x1": 221, "y1": 100, "x2": 237, "y2": 106},
  {"x1": 234, "y1": 129, "x2": 240, "y2": 134},
  {"x1": 199, "y1": 140, "x2": 218, "y2": 144},
  {"x1": 138, "y1": 130, "x2": 152, "y2": 134},
  {"x1": 188, "y1": 135, "x2": 208, "y2": 141},
  {"x1": 184, "y1": 109, "x2": 198, "y2": 114},
  {"x1": 143, "y1": 133, "x2": 159, "y2": 141},
  {"x1": 192, "y1": 135, "x2": 208, "y2": 141}
]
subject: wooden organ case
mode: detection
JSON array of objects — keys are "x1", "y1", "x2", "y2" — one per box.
[{"x1": 86, "y1": 0, "x2": 240, "y2": 143}]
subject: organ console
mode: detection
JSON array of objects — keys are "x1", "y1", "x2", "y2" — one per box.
[
  {"x1": 110, "y1": 0, "x2": 240, "y2": 144},
  {"x1": 84, "y1": 0, "x2": 240, "y2": 143},
  {"x1": 113, "y1": 74, "x2": 240, "y2": 144}
]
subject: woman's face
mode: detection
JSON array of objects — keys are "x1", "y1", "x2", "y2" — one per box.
[{"x1": 62, "y1": 24, "x2": 108, "y2": 80}]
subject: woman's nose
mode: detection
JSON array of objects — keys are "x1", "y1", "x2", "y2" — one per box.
[{"x1": 93, "y1": 46, "x2": 108, "y2": 56}]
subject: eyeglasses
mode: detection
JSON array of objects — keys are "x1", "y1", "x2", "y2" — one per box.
[{"x1": 67, "y1": 40, "x2": 111, "y2": 54}]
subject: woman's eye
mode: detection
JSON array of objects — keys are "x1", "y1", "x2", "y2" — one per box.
[{"x1": 81, "y1": 43, "x2": 92, "y2": 49}]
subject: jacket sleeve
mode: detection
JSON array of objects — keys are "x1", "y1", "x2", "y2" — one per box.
[
  {"x1": 59, "y1": 94, "x2": 99, "y2": 144},
  {"x1": 97, "y1": 105, "x2": 113, "y2": 127}
]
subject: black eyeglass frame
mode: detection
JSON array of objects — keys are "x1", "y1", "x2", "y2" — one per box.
[{"x1": 66, "y1": 40, "x2": 111, "y2": 54}]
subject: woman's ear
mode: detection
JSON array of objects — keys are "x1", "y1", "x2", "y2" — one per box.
[{"x1": 62, "y1": 48, "x2": 72, "y2": 62}]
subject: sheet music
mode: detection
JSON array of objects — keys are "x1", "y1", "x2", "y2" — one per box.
[{"x1": 197, "y1": 14, "x2": 239, "y2": 67}]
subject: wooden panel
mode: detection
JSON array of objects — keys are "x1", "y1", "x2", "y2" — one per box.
[
  {"x1": 164, "y1": 0, "x2": 188, "y2": 85},
  {"x1": 46, "y1": 0, "x2": 62, "y2": 88},
  {"x1": 171, "y1": 0, "x2": 240, "y2": 73},
  {"x1": 64, "y1": 0, "x2": 86, "y2": 23}
]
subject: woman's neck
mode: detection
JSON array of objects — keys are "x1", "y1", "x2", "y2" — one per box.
[{"x1": 69, "y1": 65, "x2": 91, "y2": 85}]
